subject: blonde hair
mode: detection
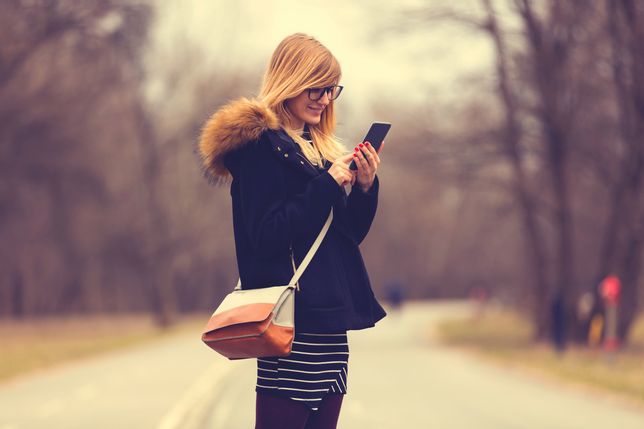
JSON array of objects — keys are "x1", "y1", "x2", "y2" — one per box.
[{"x1": 258, "y1": 33, "x2": 346, "y2": 166}]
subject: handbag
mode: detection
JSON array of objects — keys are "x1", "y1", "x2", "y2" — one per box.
[{"x1": 201, "y1": 207, "x2": 334, "y2": 360}]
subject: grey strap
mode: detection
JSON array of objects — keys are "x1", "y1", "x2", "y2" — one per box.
[{"x1": 234, "y1": 208, "x2": 334, "y2": 291}]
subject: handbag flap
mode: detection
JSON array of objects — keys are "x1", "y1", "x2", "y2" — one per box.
[{"x1": 203, "y1": 285, "x2": 294, "y2": 333}]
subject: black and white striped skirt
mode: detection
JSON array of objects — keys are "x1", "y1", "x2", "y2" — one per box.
[{"x1": 255, "y1": 331, "x2": 349, "y2": 411}]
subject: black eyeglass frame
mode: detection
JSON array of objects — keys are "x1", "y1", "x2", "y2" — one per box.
[{"x1": 306, "y1": 85, "x2": 344, "y2": 101}]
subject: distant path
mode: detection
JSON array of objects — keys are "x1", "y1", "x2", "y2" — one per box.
[{"x1": 1, "y1": 302, "x2": 644, "y2": 429}]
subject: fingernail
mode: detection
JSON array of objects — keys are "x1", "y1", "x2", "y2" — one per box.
[
  {"x1": 359, "y1": 143, "x2": 364, "y2": 147},
  {"x1": 354, "y1": 147, "x2": 359, "y2": 151},
  {"x1": 365, "y1": 142, "x2": 370, "y2": 146},
  {"x1": 353, "y1": 153, "x2": 357, "y2": 157}
]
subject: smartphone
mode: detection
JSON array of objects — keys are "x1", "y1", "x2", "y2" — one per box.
[{"x1": 349, "y1": 122, "x2": 391, "y2": 170}]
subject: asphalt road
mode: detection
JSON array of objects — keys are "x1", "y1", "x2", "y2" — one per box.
[
  {"x1": 0, "y1": 321, "x2": 228, "y2": 429},
  {"x1": 1, "y1": 301, "x2": 644, "y2": 429},
  {"x1": 201, "y1": 302, "x2": 644, "y2": 428}
]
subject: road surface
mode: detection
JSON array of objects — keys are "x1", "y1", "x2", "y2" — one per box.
[{"x1": 1, "y1": 301, "x2": 644, "y2": 428}]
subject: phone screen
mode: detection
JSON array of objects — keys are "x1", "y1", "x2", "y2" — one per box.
[{"x1": 350, "y1": 122, "x2": 391, "y2": 170}]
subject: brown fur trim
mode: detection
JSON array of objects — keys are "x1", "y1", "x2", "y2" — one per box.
[{"x1": 197, "y1": 97, "x2": 280, "y2": 185}]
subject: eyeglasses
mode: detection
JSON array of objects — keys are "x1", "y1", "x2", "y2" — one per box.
[{"x1": 307, "y1": 85, "x2": 343, "y2": 101}]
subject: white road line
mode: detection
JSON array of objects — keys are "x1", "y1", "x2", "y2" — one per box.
[{"x1": 155, "y1": 360, "x2": 233, "y2": 429}]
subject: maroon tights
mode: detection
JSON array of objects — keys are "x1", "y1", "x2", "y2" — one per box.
[{"x1": 255, "y1": 392, "x2": 344, "y2": 429}]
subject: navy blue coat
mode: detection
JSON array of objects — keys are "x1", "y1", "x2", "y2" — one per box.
[{"x1": 198, "y1": 98, "x2": 386, "y2": 332}]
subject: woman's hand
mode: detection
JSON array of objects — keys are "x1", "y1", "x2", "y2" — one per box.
[
  {"x1": 353, "y1": 141, "x2": 382, "y2": 192},
  {"x1": 328, "y1": 152, "x2": 355, "y2": 187}
]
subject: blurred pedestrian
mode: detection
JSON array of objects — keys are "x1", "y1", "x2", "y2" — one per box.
[
  {"x1": 385, "y1": 281, "x2": 405, "y2": 311},
  {"x1": 551, "y1": 292, "x2": 566, "y2": 353}
]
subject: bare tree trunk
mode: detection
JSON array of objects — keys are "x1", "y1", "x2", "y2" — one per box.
[
  {"x1": 134, "y1": 102, "x2": 177, "y2": 328},
  {"x1": 619, "y1": 223, "x2": 643, "y2": 339},
  {"x1": 516, "y1": 0, "x2": 579, "y2": 344},
  {"x1": 49, "y1": 180, "x2": 84, "y2": 313},
  {"x1": 481, "y1": 0, "x2": 550, "y2": 339},
  {"x1": 605, "y1": 0, "x2": 644, "y2": 343}
]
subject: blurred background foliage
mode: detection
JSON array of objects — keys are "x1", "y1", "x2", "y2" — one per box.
[{"x1": 0, "y1": 0, "x2": 642, "y2": 348}]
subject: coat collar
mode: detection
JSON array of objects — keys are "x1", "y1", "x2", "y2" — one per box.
[{"x1": 196, "y1": 96, "x2": 330, "y2": 183}]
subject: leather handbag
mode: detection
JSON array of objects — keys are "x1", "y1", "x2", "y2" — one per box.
[{"x1": 201, "y1": 208, "x2": 333, "y2": 360}]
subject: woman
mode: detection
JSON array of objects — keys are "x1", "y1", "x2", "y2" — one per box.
[{"x1": 198, "y1": 33, "x2": 386, "y2": 429}]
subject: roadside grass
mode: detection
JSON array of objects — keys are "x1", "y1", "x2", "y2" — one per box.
[
  {"x1": 0, "y1": 313, "x2": 209, "y2": 383},
  {"x1": 437, "y1": 306, "x2": 644, "y2": 406}
]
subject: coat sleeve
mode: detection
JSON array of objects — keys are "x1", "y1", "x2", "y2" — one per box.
[
  {"x1": 238, "y1": 140, "x2": 341, "y2": 256},
  {"x1": 346, "y1": 174, "x2": 379, "y2": 245}
]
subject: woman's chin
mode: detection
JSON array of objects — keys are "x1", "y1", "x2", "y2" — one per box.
[{"x1": 304, "y1": 115, "x2": 322, "y2": 125}]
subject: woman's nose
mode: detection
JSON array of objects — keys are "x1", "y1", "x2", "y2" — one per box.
[{"x1": 318, "y1": 91, "x2": 330, "y2": 105}]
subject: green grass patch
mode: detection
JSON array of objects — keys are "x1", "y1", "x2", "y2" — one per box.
[
  {"x1": 437, "y1": 306, "x2": 644, "y2": 406},
  {"x1": 0, "y1": 313, "x2": 209, "y2": 383}
]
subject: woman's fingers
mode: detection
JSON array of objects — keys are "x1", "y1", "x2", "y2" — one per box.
[
  {"x1": 363, "y1": 143, "x2": 380, "y2": 165},
  {"x1": 329, "y1": 153, "x2": 360, "y2": 186},
  {"x1": 339, "y1": 152, "x2": 355, "y2": 165},
  {"x1": 341, "y1": 169, "x2": 353, "y2": 186},
  {"x1": 348, "y1": 141, "x2": 382, "y2": 191},
  {"x1": 348, "y1": 140, "x2": 382, "y2": 189},
  {"x1": 356, "y1": 147, "x2": 370, "y2": 167},
  {"x1": 355, "y1": 144, "x2": 378, "y2": 172},
  {"x1": 331, "y1": 153, "x2": 355, "y2": 172},
  {"x1": 353, "y1": 151, "x2": 365, "y2": 169}
]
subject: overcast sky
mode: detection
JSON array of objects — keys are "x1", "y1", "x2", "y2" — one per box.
[{"x1": 151, "y1": 0, "x2": 502, "y2": 111}]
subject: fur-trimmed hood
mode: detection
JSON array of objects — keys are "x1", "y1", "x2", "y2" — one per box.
[{"x1": 197, "y1": 97, "x2": 280, "y2": 185}]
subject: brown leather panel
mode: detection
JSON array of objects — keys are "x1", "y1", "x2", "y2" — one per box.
[
  {"x1": 263, "y1": 322, "x2": 295, "y2": 355},
  {"x1": 203, "y1": 322, "x2": 294, "y2": 360},
  {"x1": 203, "y1": 314, "x2": 271, "y2": 341},
  {"x1": 203, "y1": 303, "x2": 274, "y2": 333}
]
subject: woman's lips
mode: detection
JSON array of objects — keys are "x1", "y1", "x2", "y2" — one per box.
[{"x1": 307, "y1": 106, "x2": 323, "y2": 113}]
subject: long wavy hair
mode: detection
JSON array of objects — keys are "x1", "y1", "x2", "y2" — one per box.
[{"x1": 258, "y1": 33, "x2": 346, "y2": 167}]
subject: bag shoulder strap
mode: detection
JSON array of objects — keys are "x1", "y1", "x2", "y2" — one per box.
[{"x1": 234, "y1": 207, "x2": 334, "y2": 291}]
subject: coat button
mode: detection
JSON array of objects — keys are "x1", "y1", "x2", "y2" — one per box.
[
  {"x1": 300, "y1": 161, "x2": 304, "y2": 165},
  {"x1": 284, "y1": 153, "x2": 288, "y2": 158},
  {"x1": 277, "y1": 147, "x2": 282, "y2": 151}
]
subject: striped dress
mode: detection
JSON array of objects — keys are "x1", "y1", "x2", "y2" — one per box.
[{"x1": 255, "y1": 331, "x2": 349, "y2": 411}]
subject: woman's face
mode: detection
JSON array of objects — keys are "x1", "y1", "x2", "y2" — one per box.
[{"x1": 285, "y1": 87, "x2": 331, "y2": 129}]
